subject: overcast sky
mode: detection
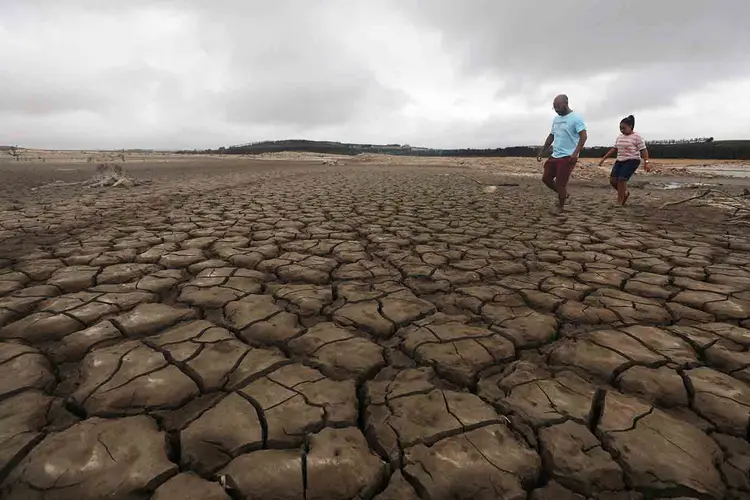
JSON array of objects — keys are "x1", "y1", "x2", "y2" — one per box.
[{"x1": 1, "y1": 0, "x2": 749, "y2": 150}]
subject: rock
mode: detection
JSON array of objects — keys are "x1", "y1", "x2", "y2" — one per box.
[
  {"x1": 47, "y1": 266, "x2": 99, "y2": 292},
  {"x1": 180, "y1": 393, "x2": 263, "y2": 475},
  {"x1": 482, "y1": 305, "x2": 558, "y2": 347},
  {"x1": 620, "y1": 325, "x2": 699, "y2": 365},
  {"x1": 71, "y1": 340, "x2": 199, "y2": 416},
  {"x1": 712, "y1": 433, "x2": 750, "y2": 494},
  {"x1": 306, "y1": 427, "x2": 386, "y2": 500},
  {"x1": 334, "y1": 302, "x2": 396, "y2": 338},
  {"x1": 14, "y1": 259, "x2": 64, "y2": 281},
  {"x1": 288, "y1": 322, "x2": 385, "y2": 381},
  {"x1": 380, "y1": 293, "x2": 436, "y2": 326},
  {"x1": 144, "y1": 320, "x2": 288, "y2": 391},
  {"x1": 479, "y1": 364, "x2": 597, "y2": 428},
  {"x1": 530, "y1": 481, "x2": 586, "y2": 500},
  {"x1": 113, "y1": 303, "x2": 195, "y2": 337},
  {"x1": 238, "y1": 364, "x2": 356, "y2": 447},
  {"x1": 0, "y1": 312, "x2": 83, "y2": 345},
  {"x1": 686, "y1": 367, "x2": 750, "y2": 436},
  {"x1": 398, "y1": 314, "x2": 515, "y2": 387},
  {"x1": 178, "y1": 272, "x2": 262, "y2": 309},
  {"x1": 0, "y1": 391, "x2": 52, "y2": 479},
  {"x1": 224, "y1": 294, "x2": 302, "y2": 346},
  {"x1": 272, "y1": 284, "x2": 333, "y2": 317},
  {"x1": 403, "y1": 424, "x2": 540, "y2": 500},
  {"x1": 0, "y1": 342, "x2": 56, "y2": 399},
  {"x1": 1, "y1": 416, "x2": 177, "y2": 499},
  {"x1": 220, "y1": 449, "x2": 304, "y2": 500},
  {"x1": 159, "y1": 249, "x2": 206, "y2": 268},
  {"x1": 331, "y1": 282, "x2": 435, "y2": 338},
  {"x1": 365, "y1": 368, "x2": 501, "y2": 462},
  {"x1": 548, "y1": 330, "x2": 664, "y2": 382},
  {"x1": 705, "y1": 340, "x2": 750, "y2": 381},
  {"x1": 97, "y1": 263, "x2": 157, "y2": 285},
  {"x1": 152, "y1": 473, "x2": 231, "y2": 500},
  {"x1": 374, "y1": 471, "x2": 420, "y2": 500},
  {"x1": 539, "y1": 420, "x2": 624, "y2": 496},
  {"x1": 617, "y1": 366, "x2": 690, "y2": 407},
  {"x1": 585, "y1": 290, "x2": 672, "y2": 325},
  {"x1": 50, "y1": 320, "x2": 123, "y2": 363},
  {"x1": 597, "y1": 391, "x2": 725, "y2": 499}
]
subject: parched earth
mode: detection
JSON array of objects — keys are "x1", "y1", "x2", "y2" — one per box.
[{"x1": 1, "y1": 159, "x2": 750, "y2": 500}]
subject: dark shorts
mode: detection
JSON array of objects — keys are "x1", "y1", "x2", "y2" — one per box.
[
  {"x1": 611, "y1": 159, "x2": 641, "y2": 180},
  {"x1": 543, "y1": 156, "x2": 576, "y2": 187}
]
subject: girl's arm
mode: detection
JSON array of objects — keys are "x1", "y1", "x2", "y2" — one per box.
[
  {"x1": 640, "y1": 147, "x2": 652, "y2": 171},
  {"x1": 599, "y1": 147, "x2": 617, "y2": 166}
]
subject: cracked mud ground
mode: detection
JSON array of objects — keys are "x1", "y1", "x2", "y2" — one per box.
[{"x1": 1, "y1": 159, "x2": 750, "y2": 500}]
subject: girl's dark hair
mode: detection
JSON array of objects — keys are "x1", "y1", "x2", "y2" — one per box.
[{"x1": 620, "y1": 115, "x2": 635, "y2": 128}]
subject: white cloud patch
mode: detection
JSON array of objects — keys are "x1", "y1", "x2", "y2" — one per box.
[{"x1": 0, "y1": 0, "x2": 748, "y2": 149}]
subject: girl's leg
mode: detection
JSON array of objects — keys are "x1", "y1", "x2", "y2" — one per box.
[
  {"x1": 619, "y1": 160, "x2": 638, "y2": 205},
  {"x1": 617, "y1": 179, "x2": 629, "y2": 205},
  {"x1": 609, "y1": 163, "x2": 621, "y2": 202},
  {"x1": 609, "y1": 177, "x2": 619, "y2": 203}
]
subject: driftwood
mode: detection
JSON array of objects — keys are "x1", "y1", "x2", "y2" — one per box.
[
  {"x1": 31, "y1": 163, "x2": 149, "y2": 191},
  {"x1": 658, "y1": 189, "x2": 712, "y2": 209},
  {"x1": 454, "y1": 173, "x2": 519, "y2": 187},
  {"x1": 659, "y1": 188, "x2": 750, "y2": 224}
]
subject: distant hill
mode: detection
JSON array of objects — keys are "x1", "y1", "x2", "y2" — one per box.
[{"x1": 183, "y1": 138, "x2": 750, "y2": 160}]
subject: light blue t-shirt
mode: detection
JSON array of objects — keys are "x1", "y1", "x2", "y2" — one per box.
[{"x1": 550, "y1": 112, "x2": 586, "y2": 158}]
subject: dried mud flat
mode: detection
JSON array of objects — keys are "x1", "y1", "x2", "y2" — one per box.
[{"x1": 1, "y1": 157, "x2": 750, "y2": 500}]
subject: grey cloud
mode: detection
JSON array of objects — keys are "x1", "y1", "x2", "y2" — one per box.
[
  {"x1": 397, "y1": 0, "x2": 750, "y2": 107},
  {"x1": 0, "y1": 63, "x2": 192, "y2": 117},
  {"x1": 398, "y1": 0, "x2": 750, "y2": 75},
  {"x1": 584, "y1": 59, "x2": 747, "y2": 120},
  {"x1": 2, "y1": 1, "x2": 409, "y2": 139},
  {"x1": 0, "y1": 0, "x2": 748, "y2": 149},
  {"x1": 210, "y1": 3, "x2": 411, "y2": 127},
  {"x1": 0, "y1": 79, "x2": 108, "y2": 116},
  {"x1": 225, "y1": 76, "x2": 409, "y2": 127}
]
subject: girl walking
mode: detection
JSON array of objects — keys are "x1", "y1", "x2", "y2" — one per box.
[{"x1": 599, "y1": 115, "x2": 652, "y2": 205}]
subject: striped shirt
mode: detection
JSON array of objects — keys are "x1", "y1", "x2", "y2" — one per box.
[{"x1": 615, "y1": 132, "x2": 646, "y2": 161}]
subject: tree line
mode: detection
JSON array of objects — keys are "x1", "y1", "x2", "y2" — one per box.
[{"x1": 183, "y1": 138, "x2": 750, "y2": 160}]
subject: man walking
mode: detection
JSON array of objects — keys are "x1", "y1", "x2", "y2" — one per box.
[{"x1": 536, "y1": 95, "x2": 588, "y2": 211}]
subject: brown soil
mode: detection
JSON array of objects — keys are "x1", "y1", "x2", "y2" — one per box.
[{"x1": 0, "y1": 155, "x2": 749, "y2": 499}]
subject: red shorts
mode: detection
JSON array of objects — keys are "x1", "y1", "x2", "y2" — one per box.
[{"x1": 543, "y1": 156, "x2": 575, "y2": 187}]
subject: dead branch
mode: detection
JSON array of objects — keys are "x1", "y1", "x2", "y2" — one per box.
[
  {"x1": 454, "y1": 173, "x2": 519, "y2": 187},
  {"x1": 659, "y1": 189, "x2": 712, "y2": 209},
  {"x1": 6, "y1": 145, "x2": 22, "y2": 161},
  {"x1": 659, "y1": 188, "x2": 750, "y2": 226},
  {"x1": 31, "y1": 181, "x2": 83, "y2": 191}
]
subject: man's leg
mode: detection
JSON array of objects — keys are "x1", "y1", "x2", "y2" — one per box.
[
  {"x1": 554, "y1": 158, "x2": 575, "y2": 209},
  {"x1": 542, "y1": 159, "x2": 557, "y2": 192},
  {"x1": 556, "y1": 182, "x2": 568, "y2": 209}
]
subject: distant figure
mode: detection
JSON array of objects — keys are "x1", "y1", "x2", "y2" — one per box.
[
  {"x1": 598, "y1": 115, "x2": 652, "y2": 206},
  {"x1": 536, "y1": 95, "x2": 588, "y2": 212}
]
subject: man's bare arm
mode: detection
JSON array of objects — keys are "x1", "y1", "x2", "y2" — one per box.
[
  {"x1": 537, "y1": 134, "x2": 554, "y2": 161},
  {"x1": 573, "y1": 130, "x2": 588, "y2": 158}
]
